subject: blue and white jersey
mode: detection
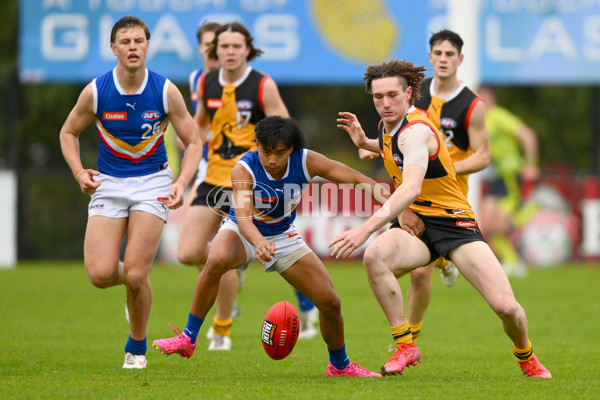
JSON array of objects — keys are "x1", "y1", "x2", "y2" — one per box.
[
  {"x1": 189, "y1": 68, "x2": 209, "y2": 164},
  {"x1": 93, "y1": 68, "x2": 169, "y2": 177},
  {"x1": 229, "y1": 149, "x2": 311, "y2": 236},
  {"x1": 188, "y1": 68, "x2": 203, "y2": 111}
]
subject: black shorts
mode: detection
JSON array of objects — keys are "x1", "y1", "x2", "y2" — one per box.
[
  {"x1": 191, "y1": 182, "x2": 232, "y2": 215},
  {"x1": 390, "y1": 213, "x2": 486, "y2": 263}
]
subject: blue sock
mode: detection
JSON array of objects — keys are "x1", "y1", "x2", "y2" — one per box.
[
  {"x1": 295, "y1": 290, "x2": 315, "y2": 312},
  {"x1": 124, "y1": 335, "x2": 147, "y2": 355},
  {"x1": 328, "y1": 345, "x2": 350, "y2": 370},
  {"x1": 184, "y1": 313, "x2": 204, "y2": 344}
]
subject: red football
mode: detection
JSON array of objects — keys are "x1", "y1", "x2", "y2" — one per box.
[{"x1": 261, "y1": 301, "x2": 300, "y2": 360}]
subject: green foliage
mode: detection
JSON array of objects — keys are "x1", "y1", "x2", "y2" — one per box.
[
  {"x1": 20, "y1": 170, "x2": 89, "y2": 258},
  {"x1": 0, "y1": 0, "x2": 16, "y2": 66},
  {"x1": 0, "y1": 0, "x2": 18, "y2": 167},
  {"x1": 19, "y1": 84, "x2": 97, "y2": 168},
  {"x1": 494, "y1": 86, "x2": 593, "y2": 171},
  {"x1": 1, "y1": 261, "x2": 599, "y2": 399}
]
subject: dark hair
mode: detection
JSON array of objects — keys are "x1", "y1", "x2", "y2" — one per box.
[
  {"x1": 255, "y1": 116, "x2": 307, "y2": 150},
  {"x1": 110, "y1": 16, "x2": 150, "y2": 43},
  {"x1": 429, "y1": 29, "x2": 464, "y2": 54},
  {"x1": 196, "y1": 21, "x2": 221, "y2": 44},
  {"x1": 208, "y1": 22, "x2": 264, "y2": 62},
  {"x1": 363, "y1": 59, "x2": 427, "y2": 105}
]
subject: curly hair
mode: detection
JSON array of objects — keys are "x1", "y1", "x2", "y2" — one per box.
[
  {"x1": 363, "y1": 60, "x2": 427, "y2": 105},
  {"x1": 208, "y1": 22, "x2": 264, "y2": 62}
]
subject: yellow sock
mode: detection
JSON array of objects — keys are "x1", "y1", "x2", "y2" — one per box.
[
  {"x1": 433, "y1": 257, "x2": 449, "y2": 269},
  {"x1": 409, "y1": 321, "x2": 423, "y2": 343},
  {"x1": 513, "y1": 340, "x2": 533, "y2": 362},
  {"x1": 391, "y1": 321, "x2": 413, "y2": 345},
  {"x1": 213, "y1": 316, "x2": 233, "y2": 337}
]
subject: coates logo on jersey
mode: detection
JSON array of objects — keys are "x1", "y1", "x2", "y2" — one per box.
[
  {"x1": 441, "y1": 118, "x2": 458, "y2": 130},
  {"x1": 207, "y1": 99, "x2": 224, "y2": 108},
  {"x1": 237, "y1": 99, "x2": 253, "y2": 110},
  {"x1": 142, "y1": 111, "x2": 161, "y2": 121},
  {"x1": 103, "y1": 112, "x2": 127, "y2": 120},
  {"x1": 456, "y1": 220, "x2": 477, "y2": 228}
]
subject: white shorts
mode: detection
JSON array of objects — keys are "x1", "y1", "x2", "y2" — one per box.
[
  {"x1": 219, "y1": 218, "x2": 313, "y2": 273},
  {"x1": 88, "y1": 168, "x2": 173, "y2": 222}
]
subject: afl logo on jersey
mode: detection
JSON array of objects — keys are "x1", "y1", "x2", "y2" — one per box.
[
  {"x1": 393, "y1": 153, "x2": 402, "y2": 165},
  {"x1": 440, "y1": 118, "x2": 458, "y2": 129},
  {"x1": 142, "y1": 111, "x2": 160, "y2": 121},
  {"x1": 236, "y1": 100, "x2": 253, "y2": 110}
]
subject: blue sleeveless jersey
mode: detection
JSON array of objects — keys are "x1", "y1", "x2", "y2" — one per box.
[
  {"x1": 93, "y1": 68, "x2": 169, "y2": 177},
  {"x1": 188, "y1": 68, "x2": 203, "y2": 111},
  {"x1": 189, "y1": 68, "x2": 209, "y2": 162},
  {"x1": 229, "y1": 149, "x2": 311, "y2": 236}
]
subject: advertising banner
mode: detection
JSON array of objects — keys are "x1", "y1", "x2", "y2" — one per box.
[{"x1": 20, "y1": 0, "x2": 441, "y2": 84}]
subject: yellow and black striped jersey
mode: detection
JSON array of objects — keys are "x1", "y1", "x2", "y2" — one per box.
[
  {"x1": 200, "y1": 67, "x2": 268, "y2": 188},
  {"x1": 378, "y1": 110, "x2": 475, "y2": 220},
  {"x1": 414, "y1": 77, "x2": 481, "y2": 195}
]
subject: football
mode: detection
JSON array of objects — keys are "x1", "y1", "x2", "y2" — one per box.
[{"x1": 261, "y1": 301, "x2": 300, "y2": 360}]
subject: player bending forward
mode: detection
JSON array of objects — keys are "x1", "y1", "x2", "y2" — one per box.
[
  {"x1": 331, "y1": 59, "x2": 551, "y2": 378},
  {"x1": 153, "y1": 116, "x2": 390, "y2": 377}
]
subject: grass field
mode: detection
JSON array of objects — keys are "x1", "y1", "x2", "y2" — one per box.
[{"x1": 1, "y1": 261, "x2": 599, "y2": 399}]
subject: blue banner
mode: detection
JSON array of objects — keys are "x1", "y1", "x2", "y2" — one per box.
[
  {"x1": 479, "y1": 2, "x2": 600, "y2": 84},
  {"x1": 19, "y1": 0, "x2": 439, "y2": 85},
  {"x1": 22, "y1": 1, "x2": 600, "y2": 85}
]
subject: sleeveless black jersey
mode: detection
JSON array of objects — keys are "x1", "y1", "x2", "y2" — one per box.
[
  {"x1": 414, "y1": 77, "x2": 481, "y2": 194},
  {"x1": 200, "y1": 67, "x2": 268, "y2": 187}
]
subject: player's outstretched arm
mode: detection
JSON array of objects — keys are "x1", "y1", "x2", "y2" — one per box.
[
  {"x1": 329, "y1": 163, "x2": 425, "y2": 258},
  {"x1": 337, "y1": 111, "x2": 380, "y2": 153},
  {"x1": 305, "y1": 150, "x2": 390, "y2": 205},
  {"x1": 329, "y1": 124, "x2": 434, "y2": 258}
]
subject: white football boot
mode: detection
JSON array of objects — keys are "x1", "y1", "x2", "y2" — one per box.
[
  {"x1": 208, "y1": 334, "x2": 232, "y2": 351},
  {"x1": 440, "y1": 261, "x2": 460, "y2": 287},
  {"x1": 123, "y1": 353, "x2": 147, "y2": 369},
  {"x1": 298, "y1": 307, "x2": 318, "y2": 340}
]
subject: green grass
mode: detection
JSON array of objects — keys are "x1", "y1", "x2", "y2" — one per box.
[{"x1": 1, "y1": 261, "x2": 599, "y2": 399}]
